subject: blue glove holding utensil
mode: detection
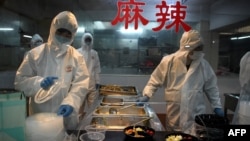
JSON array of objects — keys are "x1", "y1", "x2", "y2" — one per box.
[
  {"x1": 136, "y1": 96, "x2": 149, "y2": 106},
  {"x1": 40, "y1": 76, "x2": 58, "y2": 90},
  {"x1": 214, "y1": 108, "x2": 224, "y2": 117},
  {"x1": 57, "y1": 105, "x2": 73, "y2": 117}
]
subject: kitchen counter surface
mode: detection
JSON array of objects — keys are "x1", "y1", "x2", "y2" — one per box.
[
  {"x1": 69, "y1": 130, "x2": 168, "y2": 141},
  {"x1": 105, "y1": 130, "x2": 167, "y2": 141}
]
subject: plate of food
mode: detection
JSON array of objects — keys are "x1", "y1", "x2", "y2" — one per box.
[
  {"x1": 124, "y1": 125, "x2": 155, "y2": 141},
  {"x1": 165, "y1": 132, "x2": 198, "y2": 141}
]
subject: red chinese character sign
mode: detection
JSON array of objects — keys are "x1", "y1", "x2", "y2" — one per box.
[
  {"x1": 111, "y1": 0, "x2": 191, "y2": 33},
  {"x1": 111, "y1": 0, "x2": 149, "y2": 29},
  {"x1": 153, "y1": 1, "x2": 191, "y2": 32}
]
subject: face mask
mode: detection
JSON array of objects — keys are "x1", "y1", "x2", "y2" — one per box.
[
  {"x1": 85, "y1": 41, "x2": 91, "y2": 46},
  {"x1": 85, "y1": 37, "x2": 92, "y2": 46},
  {"x1": 55, "y1": 35, "x2": 71, "y2": 45},
  {"x1": 189, "y1": 51, "x2": 203, "y2": 60}
]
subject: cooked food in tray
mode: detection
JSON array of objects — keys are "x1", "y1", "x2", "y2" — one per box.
[
  {"x1": 165, "y1": 132, "x2": 198, "y2": 141},
  {"x1": 90, "y1": 116, "x2": 151, "y2": 130},
  {"x1": 93, "y1": 105, "x2": 148, "y2": 116},
  {"x1": 124, "y1": 125, "x2": 155, "y2": 139},
  {"x1": 99, "y1": 85, "x2": 137, "y2": 95}
]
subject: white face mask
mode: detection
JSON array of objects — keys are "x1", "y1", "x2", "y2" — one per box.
[{"x1": 189, "y1": 51, "x2": 203, "y2": 60}]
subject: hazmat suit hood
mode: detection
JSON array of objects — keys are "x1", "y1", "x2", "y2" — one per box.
[
  {"x1": 30, "y1": 34, "x2": 43, "y2": 48},
  {"x1": 179, "y1": 29, "x2": 203, "y2": 52},
  {"x1": 47, "y1": 11, "x2": 78, "y2": 52},
  {"x1": 176, "y1": 29, "x2": 204, "y2": 63},
  {"x1": 239, "y1": 52, "x2": 250, "y2": 90},
  {"x1": 232, "y1": 51, "x2": 250, "y2": 124},
  {"x1": 81, "y1": 32, "x2": 93, "y2": 51}
]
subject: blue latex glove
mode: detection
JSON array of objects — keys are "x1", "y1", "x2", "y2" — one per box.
[
  {"x1": 40, "y1": 76, "x2": 58, "y2": 90},
  {"x1": 57, "y1": 105, "x2": 73, "y2": 117},
  {"x1": 214, "y1": 108, "x2": 224, "y2": 117},
  {"x1": 136, "y1": 96, "x2": 149, "y2": 106}
]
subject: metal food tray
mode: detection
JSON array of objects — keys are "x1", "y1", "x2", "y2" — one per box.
[
  {"x1": 99, "y1": 85, "x2": 138, "y2": 96},
  {"x1": 93, "y1": 105, "x2": 148, "y2": 116},
  {"x1": 89, "y1": 116, "x2": 151, "y2": 130},
  {"x1": 100, "y1": 96, "x2": 124, "y2": 106}
]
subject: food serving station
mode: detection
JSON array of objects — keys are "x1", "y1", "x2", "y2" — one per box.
[
  {"x1": 72, "y1": 84, "x2": 227, "y2": 141},
  {"x1": 77, "y1": 84, "x2": 165, "y2": 132},
  {"x1": 67, "y1": 84, "x2": 175, "y2": 141}
]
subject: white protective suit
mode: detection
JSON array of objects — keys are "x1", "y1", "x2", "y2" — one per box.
[
  {"x1": 14, "y1": 11, "x2": 90, "y2": 118},
  {"x1": 143, "y1": 30, "x2": 222, "y2": 135},
  {"x1": 24, "y1": 34, "x2": 44, "y2": 57},
  {"x1": 30, "y1": 34, "x2": 43, "y2": 48},
  {"x1": 232, "y1": 51, "x2": 250, "y2": 124},
  {"x1": 77, "y1": 33, "x2": 101, "y2": 108}
]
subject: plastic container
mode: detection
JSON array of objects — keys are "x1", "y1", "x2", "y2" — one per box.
[
  {"x1": 79, "y1": 132, "x2": 105, "y2": 141},
  {"x1": 35, "y1": 80, "x2": 63, "y2": 103},
  {"x1": 25, "y1": 113, "x2": 65, "y2": 141},
  {"x1": 0, "y1": 89, "x2": 26, "y2": 141}
]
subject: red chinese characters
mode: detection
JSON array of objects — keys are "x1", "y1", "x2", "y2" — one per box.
[
  {"x1": 111, "y1": 0, "x2": 191, "y2": 32},
  {"x1": 111, "y1": 0, "x2": 149, "y2": 29}
]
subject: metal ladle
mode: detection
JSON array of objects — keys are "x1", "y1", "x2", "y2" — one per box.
[{"x1": 109, "y1": 103, "x2": 136, "y2": 114}]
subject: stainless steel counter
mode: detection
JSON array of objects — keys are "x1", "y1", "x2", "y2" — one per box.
[{"x1": 77, "y1": 95, "x2": 165, "y2": 131}]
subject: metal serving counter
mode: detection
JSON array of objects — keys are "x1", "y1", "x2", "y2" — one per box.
[{"x1": 77, "y1": 94, "x2": 165, "y2": 131}]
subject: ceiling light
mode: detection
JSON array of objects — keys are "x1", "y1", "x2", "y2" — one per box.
[
  {"x1": 230, "y1": 37, "x2": 237, "y2": 40},
  {"x1": 230, "y1": 35, "x2": 250, "y2": 40},
  {"x1": 77, "y1": 27, "x2": 85, "y2": 33},
  {"x1": 238, "y1": 35, "x2": 250, "y2": 40},
  {"x1": 23, "y1": 35, "x2": 32, "y2": 38},
  {"x1": 0, "y1": 28, "x2": 14, "y2": 31},
  {"x1": 94, "y1": 21, "x2": 105, "y2": 30}
]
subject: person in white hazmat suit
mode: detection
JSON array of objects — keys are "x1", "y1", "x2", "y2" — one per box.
[
  {"x1": 232, "y1": 51, "x2": 250, "y2": 124},
  {"x1": 24, "y1": 34, "x2": 44, "y2": 58},
  {"x1": 14, "y1": 11, "x2": 90, "y2": 129},
  {"x1": 136, "y1": 29, "x2": 224, "y2": 135},
  {"x1": 77, "y1": 32, "x2": 101, "y2": 116},
  {"x1": 30, "y1": 34, "x2": 44, "y2": 48}
]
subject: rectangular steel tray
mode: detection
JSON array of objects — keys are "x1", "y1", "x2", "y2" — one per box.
[
  {"x1": 99, "y1": 85, "x2": 138, "y2": 96},
  {"x1": 89, "y1": 116, "x2": 151, "y2": 130},
  {"x1": 100, "y1": 96, "x2": 124, "y2": 106},
  {"x1": 93, "y1": 105, "x2": 148, "y2": 116}
]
